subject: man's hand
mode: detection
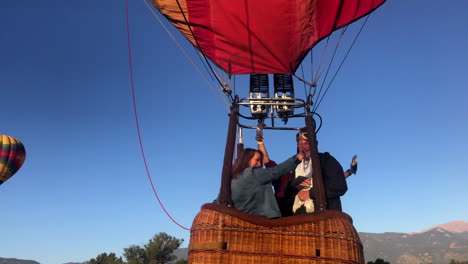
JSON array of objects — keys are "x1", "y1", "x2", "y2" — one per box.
[
  {"x1": 299, "y1": 178, "x2": 311, "y2": 187},
  {"x1": 349, "y1": 155, "x2": 358, "y2": 174},
  {"x1": 291, "y1": 176, "x2": 308, "y2": 190},
  {"x1": 298, "y1": 190, "x2": 310, "y2": 201}
]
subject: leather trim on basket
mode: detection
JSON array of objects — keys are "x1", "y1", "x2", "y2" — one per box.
[{"x1": 201, "y1": 203, "x2": 353, "y2": 228}]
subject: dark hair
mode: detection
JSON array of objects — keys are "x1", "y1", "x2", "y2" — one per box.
[{"x1": 232, "y1": 148, "x2": 263, "y2": 178}]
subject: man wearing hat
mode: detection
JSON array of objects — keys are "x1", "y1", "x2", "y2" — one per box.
[{"x1": 259, "y1": 128, "x2": 349, "y2": 216}]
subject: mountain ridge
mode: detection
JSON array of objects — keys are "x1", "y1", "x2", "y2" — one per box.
[
  {"x1": 0, "y1": 258, "x2": 40, "y2": 264},
  {"x1": 361, "y1": 228, "x2": 468, "y2": 264},
  {"x1": 2, "y1": 220, "x2": 467, "y2": 264},
  {"x1": 409, "y1": 220, "x2": 468, "y2": 234}
]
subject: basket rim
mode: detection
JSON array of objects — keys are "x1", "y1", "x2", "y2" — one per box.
[{"x1": 200, "y1": 203, "x2": 353, "y2": 228}]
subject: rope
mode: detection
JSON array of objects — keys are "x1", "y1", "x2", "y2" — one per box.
[
  {"x1": 125, "y1": 0, "x2": 190, "y2": 231},
  {"x1": 142, "y1": 0, "x2": 230, "y2": 111}
]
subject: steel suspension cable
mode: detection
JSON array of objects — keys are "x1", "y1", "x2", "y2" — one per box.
[
  {"x1": 312, "y1": 27, "x2": 348, "y2": 113},
  {"x1": 171, "y1": 0, "x2": 227, "y2": 88},
  {"x1": 313, "y1": 15, "x2": 371, "y2": 112},
  {"x1": 300, "y1": 65, "x2": 308, "y2": 98},
  {"x1": 142, "y1": 0, "x2": 230, "y2": 110}
]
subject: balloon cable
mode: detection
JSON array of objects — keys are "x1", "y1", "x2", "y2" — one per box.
[
  {"x1": 313, "y1": 27, "x2": 348, "y2": 112},
  {"x1": 313, "y1": 14, "x2": 372, "y2": 113},
  {"x1": 142, "y1": 0, "x2": 230, "y2": 111},
  {"x1": 169, "y1": 0, "x2": 235, "y2": 102},
  {"x1": 125, "y1": 0, "x2": 190, "y2": 231}
]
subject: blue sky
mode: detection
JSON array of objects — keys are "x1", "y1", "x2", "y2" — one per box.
[{"x1": 1, "y1": 1, "x2": 467, "y2": 264}]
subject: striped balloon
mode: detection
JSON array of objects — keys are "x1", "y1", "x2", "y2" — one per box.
[{"x1": 0, "y1": 135, "x2": 26, "y2": 185}]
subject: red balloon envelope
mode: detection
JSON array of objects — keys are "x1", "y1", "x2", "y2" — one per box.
[
  {"x1": 151, "y1": 0, "x2": 386, "y2": 75},
  {"x1": 0, "y1": 135, "x2": 26, "y2": 185}
]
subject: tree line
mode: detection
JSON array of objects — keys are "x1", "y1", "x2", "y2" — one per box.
[
  {"x1": 87, "y1": 234, "x2": 467, "y2": 264},
  {"x1": 88, "y1": 232, "x2": 187, "y2": 264}
]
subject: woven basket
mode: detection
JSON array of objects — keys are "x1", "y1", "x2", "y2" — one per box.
[{"x1": 189, "y1": 203, "x2": 364, "y2": 264}]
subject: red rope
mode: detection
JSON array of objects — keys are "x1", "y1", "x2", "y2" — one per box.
[{"x1": 124, "y1": 0, "x2": 190, "y2": 231}]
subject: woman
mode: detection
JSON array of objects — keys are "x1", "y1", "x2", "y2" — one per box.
[{"x1": 231, "y1": 148, "x2": 304, "y2": 218}]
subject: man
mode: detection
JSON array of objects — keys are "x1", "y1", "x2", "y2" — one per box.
[{"x1": 258, "y1": 128, "x2": 349, "y2": 216}]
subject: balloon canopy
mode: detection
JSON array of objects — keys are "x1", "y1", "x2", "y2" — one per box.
[
  {"x1": 151, "y1": 0, "x2": 386, "y2": 75},
  {"x1": 0, "y1": 135, "x2": 26, "y2": 185}
]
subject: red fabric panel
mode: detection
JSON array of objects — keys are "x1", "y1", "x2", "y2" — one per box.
[{"x1": 157, "y1": 0, "x2": 386, "y2": 75}]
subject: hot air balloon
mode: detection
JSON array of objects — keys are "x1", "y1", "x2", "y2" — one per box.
[
  {"x1": 151, "y1": 0, "x2": 386, "y2": 75},
  {"x1": 0, "y1": 135, "x2": 26, "y2": 185},
  {"x1": 146, "y1": 0, "x2": 387, "y2": 263}
]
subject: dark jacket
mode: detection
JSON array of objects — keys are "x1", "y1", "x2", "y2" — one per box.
[{"x1": 266, "y1": 152, "x2": 347, "y2": 216}]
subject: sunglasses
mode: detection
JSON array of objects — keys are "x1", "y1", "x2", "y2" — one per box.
[{"x1": 296, "y1": 132, "x2": 309, "y2": 141}]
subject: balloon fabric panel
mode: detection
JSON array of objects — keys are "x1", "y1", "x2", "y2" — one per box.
[{"x1": 151, "y1": 0, "x2": 386, "y2": 75}]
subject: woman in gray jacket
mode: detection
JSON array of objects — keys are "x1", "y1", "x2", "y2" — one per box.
[{"x1": 231, "y1": 148, "x2": 304, "y2": 218}]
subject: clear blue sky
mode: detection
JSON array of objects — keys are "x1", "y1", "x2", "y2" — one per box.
[{"x1": 1, "y1": 1, "x2": 467, "y2": 264}]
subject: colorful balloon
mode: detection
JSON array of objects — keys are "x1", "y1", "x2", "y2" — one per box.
[{"x1": 0, "y1": 135, "x2": 26, "y2": 185}]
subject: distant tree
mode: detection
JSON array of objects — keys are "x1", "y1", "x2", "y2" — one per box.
[
  {"x1": 123, "y1": 232, "x2": 184, "y2": 264},
  {"x1": 89, "y1": 253, "x2": 124, "y2": 264},
  {"x1": 367, "y1": 258, "x2": 390, "y2": 264},
  {"x1": 124, "y1": 245, "x2": 146, "y2": 264},
  {"x1": 145, "y1": 232, "x2": 184, "y2": 264},
  {"x1": 175, "y1": 259, "x2": 188, "y2": 264}
]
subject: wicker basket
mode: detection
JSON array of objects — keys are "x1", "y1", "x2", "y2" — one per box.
[{"x1": 188, "y1": 203, "x2": 364, "y2": 264}]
